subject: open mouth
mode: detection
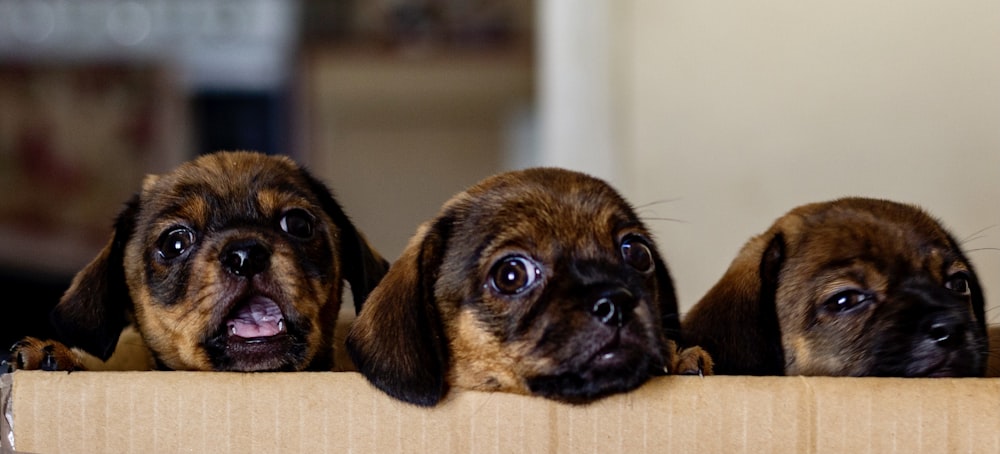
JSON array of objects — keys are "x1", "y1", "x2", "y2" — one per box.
[
  {"x1": 225, "y1": 295, "x2": 286, "y2": 339},
  {"x1": 201, "y1": 293, "x2": 308, "y2": 371}
]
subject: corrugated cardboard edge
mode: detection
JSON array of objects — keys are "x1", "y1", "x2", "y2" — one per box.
[{"x1": 5, "y1": 371, "x2": 1000, "y2": 453}]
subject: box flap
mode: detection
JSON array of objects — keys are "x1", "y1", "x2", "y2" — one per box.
[{"x1": 5, "y1": 371, "x2": 1000, "y2": 453}]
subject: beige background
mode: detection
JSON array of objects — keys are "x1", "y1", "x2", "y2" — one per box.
[
  {"x1": 307, "y1": 0, "x2": 1000, "y2": 320},
  {"x1": 612, "y1": 0, "x2": 1000, "y2": 317}
]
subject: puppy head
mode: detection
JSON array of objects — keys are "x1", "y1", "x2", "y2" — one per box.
[
  {"x1": 50, "y1": 151, "x2": 388, "y2": 371},
  {"x1": 347, "y1": 167, "x2": 680, "y2": 406},
  {"x1": 684, "y1": 197, "x2": 988, "y2": 377}
]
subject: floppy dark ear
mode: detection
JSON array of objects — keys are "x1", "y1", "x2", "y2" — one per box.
[
  {"x1": 958, "y1": 249, "x2": 988, "y2": 344},
  {"x1": 958, "y1": 258, "x2": 990, "y2": 376},
  {"x1": 681, "y1": 232, "x2": 786, "y2": 375},
  {"x1": 651, "y1": 245, "x2": 682, "y2": 341},
  {"x1": 300, "y1": 169, "x2": 390, "y2": 314},
  {"x1": 345, "y1": 218, "x2": 451, "y2": 407},
  {"x1": 50, "y1": 196, "x2": 139, "y2": 361},
  {"x1": 969, "y1": 271, "x2": 987, "y2": 338}
]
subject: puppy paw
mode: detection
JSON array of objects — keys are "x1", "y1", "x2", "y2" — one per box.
[
  {"x1": 4, "y1": 337, "x2": 84, "y2": 372},
  {"x1": 670, "y1": 346, "x2": 714, "y2": 377}
]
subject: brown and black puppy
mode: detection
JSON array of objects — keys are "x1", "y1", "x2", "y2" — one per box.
[
  {"x1": 346, "y1": 167, "x2": 710, "y2": 407},
  {"x1": 5, "y1": 151, "x2": 388, "y2": 373},
  {"x1": 683, "y1": 197, "x2": 988, "y2": 377}
]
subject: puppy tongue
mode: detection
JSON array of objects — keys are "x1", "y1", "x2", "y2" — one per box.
[{"x1": 226, "y1": 296, "x2": 285, "y2": 338}]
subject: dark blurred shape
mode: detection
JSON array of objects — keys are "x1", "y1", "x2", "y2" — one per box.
[
  {"x1": 301, "y1": 0, "x2": 533, "y2": 52},
  {"x1": 0, "y1": 269, "x2": 65, "y2": 350},
  {"x1": 193, "y1": 90, "x2": 291, "y2": 156}
]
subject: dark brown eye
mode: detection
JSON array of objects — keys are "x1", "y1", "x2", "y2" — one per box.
[
  {"x1": 621, "y1": 237, "x2": 655, "y2": 274},
  {"x1": 157, "y1": 227, "x2": 195, "y2": 260},
  {"x1": 823, "y1": 290, "x2": 873, "y2": 314},
  {"x1": 279, "y1": 209, "x2": 315, "y2": 239},
  {"x1": 945, "y1": 273, "x2": 971, "y2": 296},
  {"x1": 489, "y1": 256, "x2": 541, "y2": 295}
]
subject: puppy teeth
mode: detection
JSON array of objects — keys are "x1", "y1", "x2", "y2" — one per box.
[{"x1": 278, "y1": 319, "x2": 285, "y2": 332}]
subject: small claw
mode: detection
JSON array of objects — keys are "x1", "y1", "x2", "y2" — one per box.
[
  {"x1": 40, "y1": 348, "x2": 59, "y2": 372},
  {"x1": 8, "y1": 340, "x2": 28, "y2": 353}
]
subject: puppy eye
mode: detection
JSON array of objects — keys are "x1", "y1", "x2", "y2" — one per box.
[
  {"x1": 279, "y1": 209, "x2": 315, "y2": 239},
  {"x1": 489, "y1": 256, "x2": 541, "y2": 295},
  {"x1": 945, "y1": 273, "x2": 971, "y2": 296},
  {"x1": 621, "y1": 237, "x2": 655, "y2": 274},
  {"x1": 822, "y1": 290, "x2": 873, "y2": 314},
  {"x1": 157, "y1": 227, "x2": 195, "y2": 260}
]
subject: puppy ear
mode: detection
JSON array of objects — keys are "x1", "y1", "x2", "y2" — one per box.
[
  {"x1": 969, "y1": 270, "x2": 988, "y2": 337},
  {"x1": 50, "y1": 196, "x2": 139, "y2": 361},
  {"x1": 651, "y1": 246, "x2": 682, "y2": 340},
  {"x1": 299, "y1": 169, "x2": 390, "y2": 314},
  {"x1": 682, "y1": 231, "x2": 786, "y2": 375},
  {"x1": 346, "y1": 218, "x2": 451, "y2": 407},
  {"x1": 957, "y1": 246, "x2": 988, "y2": 345}
]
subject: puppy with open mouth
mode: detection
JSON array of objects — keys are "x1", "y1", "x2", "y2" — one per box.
[
  {"x1": 683, "y1": 197, "x2": 988, "y2": 377},
  {"x1": 6, "y1": 151, "x2": 389, "y2": 372},
  {"x1": 346, "y1": 167, "x2": 710, "y2": 407}
]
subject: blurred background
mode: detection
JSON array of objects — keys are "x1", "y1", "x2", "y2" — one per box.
[{"x1": 1, "y1": 0, "x2": 998, "y2": 350}]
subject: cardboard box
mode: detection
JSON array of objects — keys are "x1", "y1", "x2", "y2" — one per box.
[{"x1": 3, "y1": 371, "x2": 999, "y2": 454}]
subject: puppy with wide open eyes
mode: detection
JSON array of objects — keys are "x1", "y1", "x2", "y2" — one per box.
[
  {"x1": 683, "y1": 197, "x2": 988, "y2": 377},
  {"x1": 346, "y1": 167, "x2": 711, "y2": 407},
  {"x1": 4, "y1": 151, "x2": 389, "y2": 373}
]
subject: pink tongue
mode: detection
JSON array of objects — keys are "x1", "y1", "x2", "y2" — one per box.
[{"x1": 226, "y1": 296, "x2": 285, "y2": 338}]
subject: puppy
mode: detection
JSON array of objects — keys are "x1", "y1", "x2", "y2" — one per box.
[
  {"x1": 5, "y1": 151, "x2": 388, "y2": 372},
  {"x1": 346, "y1": 167, "x2": 710, "y2": 407},
  {"x1": 683, "y1": 197, "x2": 988, "y2": 377}
]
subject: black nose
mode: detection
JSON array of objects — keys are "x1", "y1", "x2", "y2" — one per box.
[
  {"x1": 220, "y1": 241, "x2": 271, "y2": 277},
  {"x1": 923, "y1": 313, "x2": 966, "y2": 349},
  {"x1": 591, "y1": 288, "x2": 636, "y2": 327}
]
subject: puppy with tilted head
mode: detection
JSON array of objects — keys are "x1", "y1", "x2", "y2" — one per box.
[
  {"x1": 683, "y1": 197, "x2": 988, "y2": 377},
  {"x1": 5, "y1": 151, "x2": 388, "y2": 373},
  {"x1": 346, "y1": 167, "x2": 710, "y2": 407}
]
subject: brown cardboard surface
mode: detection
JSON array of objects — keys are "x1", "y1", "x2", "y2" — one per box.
[{"x1": 3, "y1": 371, "x2": 1000, "y2": 454}]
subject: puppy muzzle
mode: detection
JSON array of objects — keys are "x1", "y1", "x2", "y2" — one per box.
[
  {"x1": 882, "y1": 281, "x2": 986, "y2": 377},
  {"x1": 200, "y1": 237, "x2": 312, "y2": 371},
  {"x1": 899, "y1": 282, "x2": 975, "y2": 349}
]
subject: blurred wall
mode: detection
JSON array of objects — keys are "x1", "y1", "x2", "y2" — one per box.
[
  {"x1": 302, "y1": 51, "x2": 534, "y2": 259},
  {"x1": 542, "y1": 0, "x2": 1000, "y2": 317}
]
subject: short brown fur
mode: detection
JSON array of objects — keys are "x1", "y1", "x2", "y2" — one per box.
[
  {"x1": 683, "y1": 197, "x2": 988, "y2": 377},
  {"x1": 7, "y1": 151, "x2": 388, "y2": 373},
  {"x1": 346, "y1": 167, "x2": 710, "y2": 407}
]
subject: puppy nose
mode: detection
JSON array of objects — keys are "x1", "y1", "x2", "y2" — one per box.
[
  {"x1": 221, "y1": 241, "x2": 271, "y2": 277},
  {"x1": 591, "y1": 288, "x2": 636, "y2": 327}
]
